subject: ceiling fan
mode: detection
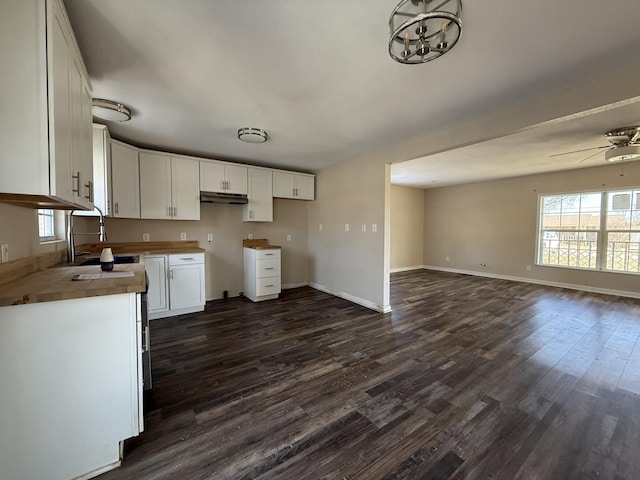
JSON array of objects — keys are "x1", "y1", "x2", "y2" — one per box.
[{"x1": 550, "y1": 126, "x2": 640, "y2": 163}]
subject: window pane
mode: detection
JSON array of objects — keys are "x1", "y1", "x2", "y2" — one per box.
[
  {"x1": 578, "y1": 193, "x2": 601, "y2": 230},
  {"x1": 37, "y1": 209, "x2": 55, "y2": 238},
  {"x1": 607, "y1": 232, "x2": 640, "y2": 273},
  {"x1": 542, "y1": 193, "x2": 600, "y2": 230},
  {"x1": 538, "y1": 229, "x2": 598, "y2": 269}
]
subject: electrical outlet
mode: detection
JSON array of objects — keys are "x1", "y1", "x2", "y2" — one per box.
[
  {"x1": 371, "y1": 223, "x2": 377, "y2": 233},
  {"x1": 362, "y1": 224, "x2": 367, "y2": 232},
  {"x1": 207, "y1": 233, "x2": 213, "y2": 243},
  {"x1": 248, "y1": 233, "x2": 253, "y2": 240},
  {"x1": 526, "y1": 264, "x2": 532, "y2": 271},
  {"x1": 142, "y1": 233, "x2": 150, "y2": 242},
  {"x1": 286, "y1": 234, "x2": 292, "y2": 241},
  {"x1": 180, "y1": 232, "x2": 187, "y2": 240},
  {"x1": 445, "y1": 256, "x2": 450, "y2": 262},
  {"x1": 1, "y1": 244, "x2": 8, "y2": 263},
  {"x1": 344, "y1": 224, "x2": 350, "y2": 232}
]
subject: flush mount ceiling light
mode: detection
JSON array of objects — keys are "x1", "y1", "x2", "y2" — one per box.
[
  {"x1": 389, "y1": 0, "x2": 462, "y2": 64},
  {"x1": 238, "y1": 127, "x2": 267, "y2": 143},
  {"x1": 91, "y1": 98, "x2": 132, "y2": 122}
]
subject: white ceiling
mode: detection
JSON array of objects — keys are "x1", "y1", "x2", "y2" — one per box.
[{"x1": 64, "y1": 1, "x2": 640, "y2": 183}]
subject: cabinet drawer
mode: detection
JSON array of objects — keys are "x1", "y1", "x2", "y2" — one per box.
[
  {"x1": 256, "y1": 258, "x2": 280, "y2": 278},
  {"x1": 255, "y1": 249, "x2": 280, "y2": 260},
  {"x1": 256, "y1": 276, "x2": 281, "y2": 296},
  {"x1": 169, "y1": 253, "x2": 204, "y2": 266}
]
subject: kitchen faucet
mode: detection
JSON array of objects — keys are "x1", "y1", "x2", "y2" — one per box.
[{"x1": 67, "y1": 206, "x2": 107, "y2": 264}]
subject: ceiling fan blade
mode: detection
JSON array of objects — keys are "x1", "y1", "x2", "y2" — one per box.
[
  {"x1": 578, "y1": 148, "x2": 611, "y2": 163},
  {"x1": 549, "y1": 145, "x2": 610, "y2": 158}
]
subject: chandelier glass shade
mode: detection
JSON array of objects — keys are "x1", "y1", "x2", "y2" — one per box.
[{"x1": 388, "y1": 0, "x2": 462, "y2": 64}]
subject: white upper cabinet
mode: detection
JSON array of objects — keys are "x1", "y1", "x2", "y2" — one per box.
[
  {"x1": 139, "y1": 153, "x2": 200, "y2": 220},
  {"x1": 0, "y1": 0, "x2": 93, "y2": 209},
  {"x1": 243, "y1": 168, "x2": 273, "y2": 222},
  {"x1": 110, "y1": 140, "x2": 141, "y2": 219},
  {"x1": 200, "y1": 162, "x2": 248, "y2": 195},
  {"x1": 273, "y1": 171, "x2": 315, "y2": 200}
]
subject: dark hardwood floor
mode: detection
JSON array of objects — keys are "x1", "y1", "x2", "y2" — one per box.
[{"x1": 99, "y1": 270, "x2": 640, "y2": 480}]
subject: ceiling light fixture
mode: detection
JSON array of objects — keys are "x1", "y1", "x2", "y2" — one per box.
[
  {"x1": 91, "y1": 98, "x2": 132, "y2": 122},
  {"x1": 605, "y1": 144, "x2": 640, "y2": 162},
  {"x1": 238, "y1": 127, "x2": 267, "y2": 144},
  {"x1": 388, "y1": 0, "x2": 462, "y2": 64}
]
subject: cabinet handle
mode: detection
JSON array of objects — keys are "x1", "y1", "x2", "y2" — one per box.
[
  {"x1": 225, "y1": 180, "x2": 229, "y2": 190},
  {"x1": 173, "y1": 206, "x2": 177, "y2": 217},
  {"x1": 84, "y1": 180, "x2": 92, "y2": 201},
  {"x1": 265, "y1": 267, "x2": 274, "y2": 270},
  {"x1": 114, "y1": 202, "x2": 119, "y2": 214},
  {"x1": 169, "y1": 269, "x2": 174, "y2": 279},
  {"x1": 72, "y1": 172, "x2": 80, "y2": 195},
  {"x1": 265, "y1": 253, "x2": 274, "y2": 256},
  {"x1": 265, "y1": 284, "x2": 275, "y2": 288},
  {"x1": 181, "y1": 257, "x2": 194, "y2": 261},
  {"x1": 221, "y1": 180, "x2": 225, "y2": 190}
]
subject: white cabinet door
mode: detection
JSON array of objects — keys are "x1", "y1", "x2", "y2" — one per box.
[
  {"x1": 169, "y1": 264, "x2": 205, "y2": 310},
  {"x1": 294, "y1": 174, "x2": 315, "y2": 200},
  {"x1": 200, "y1": 162, "x2": 226, "y2": 193},
  {"x1": 272, "y1": 171, "x2": 295, "y2": 199},
  {"x1": 225, "y1": 164, "x2": 248, "y2": 195},
  {"x1": 171, "y1": 157, "x2": 200, "y2": 220},
  {"x1": 200, "y1": 162, "x2": 247, "y2": 195},
  {"x1": 49, "y1": 2, "x2": 73, "y2": 203},
  {"x1": 145, "y1": 255, "x2": 168, "y2": 314},
  {"x1": 139, "y1": 152, "x2": 172, "y2": 219},
  {"x1": 243, "y1": 168, "x2": 273, "y2": 222},
  {"x1": 110, "y1": 141, "x2": 140, "y2": 218}
]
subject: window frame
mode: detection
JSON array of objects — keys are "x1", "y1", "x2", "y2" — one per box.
[
  {"x1": 536, "y1": 187, "x2": 640, "y2": 275},
  {"x1": 37, "y1": 208, "x2": 57, "y2": 243}
]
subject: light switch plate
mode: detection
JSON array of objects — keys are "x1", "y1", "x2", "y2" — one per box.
[
  {"x1": 287, "y1": 234, "x2": 292, "y2": 241},
  {"x1": 371, "y1": 223, "x2": 377, "y2": 233},
  {"x1": 344, "y1": 224, "x2": 350, "y2": 232},
  {"x1": 319, "y1": 223, "x2": 323, "y2": 231},
  {"x1": 1, "y1": 244, "x2": 8, "y2": 263},
  {"x1": 362, "y1": 224, "x2": 367, "y2": 232}
]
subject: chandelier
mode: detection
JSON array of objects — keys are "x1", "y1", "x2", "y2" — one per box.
[{"x1": 388, "y1": 0, "x2": 462, "y2": 64}]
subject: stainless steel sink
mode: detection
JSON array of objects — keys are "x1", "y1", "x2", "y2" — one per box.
[{"x1": 75, "y1": 255, "x2": 140, "y2": 266}]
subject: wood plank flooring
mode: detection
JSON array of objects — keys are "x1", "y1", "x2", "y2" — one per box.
[{"x1": 99, "y1": 270, "x2": 640, "y2": 480}]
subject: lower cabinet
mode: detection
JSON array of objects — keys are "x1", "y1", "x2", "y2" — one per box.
[
  {"x1": 0, "y1": 293, "x2": 142, "y2": 480},
  {"x1": 243, "y1": 247, "x2": 281, "y2": 302},
  {"x1": 145, "y1": 253, "x2": 205, "y2": 320}
]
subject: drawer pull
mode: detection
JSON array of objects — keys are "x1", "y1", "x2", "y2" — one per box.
[
  {"x1": 265, "y1": 284, "x2": 275, "y2": 288},
  {"x1": 265, "y1": 267, "x2": 274, "y2": 270},
  {"x1": 265, "y1": 253, "x2": 274, "y2": 256},
  {"x1": 181, "y1": 257, "x2": 195, "y2": 261}
]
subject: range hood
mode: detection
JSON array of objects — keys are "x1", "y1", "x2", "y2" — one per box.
[{"x1": 200, "y1": 191, "x2": 248, "y2": 204}]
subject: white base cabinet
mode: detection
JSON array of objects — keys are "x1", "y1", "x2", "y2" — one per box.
[
  {"x1": 243, "y1": 247, "x2": 281, "y2": 302},
  {"x1": 0, "y1": 293, "x2": 142, "y2": 480},
  {"x1": 146, "y1": 253, "x2": 205, "y2": 320}
]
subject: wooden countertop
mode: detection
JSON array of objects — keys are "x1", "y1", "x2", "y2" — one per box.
[
  {"x1": 242, "y1": 239, "x2": 281, "y2": 250},
  {"x1": 76, "y1": 241, "x2": 206, "y2": 255},
  {"x1": 0, "y1": 262, "x2": 146, "y2": 307}
]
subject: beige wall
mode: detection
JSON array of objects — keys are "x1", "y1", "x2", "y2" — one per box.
[
  {"x1": 74, "y1": 199, "x2": 309, "y2": 300},
  {"x1": 0, "y1": 203, "x2": 66, "y2": 261},
  {"x1": 390, "y1": 185, "x2": 424, "y2": 271},
  {"x1": 423, "y1": 161, "x2": 640, "y2": 296},
  {"x1": 307, "y1": 157, "x2": 390, "y2": 312}
]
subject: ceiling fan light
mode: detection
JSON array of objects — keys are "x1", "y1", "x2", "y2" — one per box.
[{"x1": 605, "y1": 144, "x2": 640, "y2": 162}]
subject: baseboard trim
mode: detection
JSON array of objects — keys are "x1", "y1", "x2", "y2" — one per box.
[
  {"x1": 422, "y1": 265, "x2": 640, "y2": 300},
  {"x1": 282, "y1": 282, "x2": 309, "y2": 290},
  {"x1": 390, "y1": 265, "x2": 426, "y2": 273},
  {"x1": 309, "y1": 282, "x2": 392, "y2": 313}
]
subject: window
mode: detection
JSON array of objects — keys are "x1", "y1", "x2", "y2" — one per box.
[
  {"x1": 537, "y1": 189, "x2": 640, "y2": 273},
  {"x1": 38, "y1": 209, "x2": 56, "y2": 241}
]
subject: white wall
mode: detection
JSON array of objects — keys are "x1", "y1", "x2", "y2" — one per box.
[
  {"x1": 423, "y1": 161, "x2": 640, "y2": 296},
  {"x1": 390, "y1": 185, "x2": 424, "y2": 271},
  {"x1": 307, "y1": 157, "x2": 391, "y2": 312}
]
